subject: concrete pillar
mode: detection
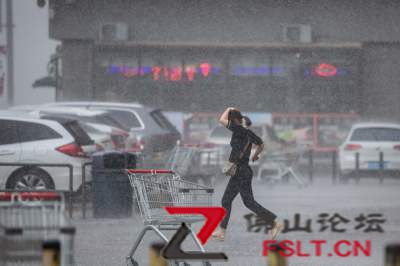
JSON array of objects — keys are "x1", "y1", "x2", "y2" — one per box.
[{"x1": 60, "y1": 40, "x2": 94, "y2": 101}]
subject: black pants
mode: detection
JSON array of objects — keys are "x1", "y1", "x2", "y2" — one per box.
[{"x1": 220, "y1": 164, "x2": 277, "y2": 229}]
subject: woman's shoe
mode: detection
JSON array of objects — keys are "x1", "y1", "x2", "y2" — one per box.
[
  {"x1": 212, "y1": 227, "x2": 226, "y2": 241},
  {"x1": 270, "y1": 221, "x2": 284, "y2": 240}
]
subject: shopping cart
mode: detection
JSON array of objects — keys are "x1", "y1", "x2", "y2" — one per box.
[
  {"x1": 256, "y1": 145, "x2": 308, "y2": 187},
  {"x1": 166, "y1": 144, "x2": 223, "y2": 185},
  {"x1": 126, "y1": 169, "x2": 214, "y2": 266},
  {"x1": 166, "y1": 145, "x2": 196, "y2": 176},
  {"x1": 0, "y1": 192, "x2": 75, "y2": 266}
]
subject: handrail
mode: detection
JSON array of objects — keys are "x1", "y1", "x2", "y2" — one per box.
[
  {"x1": 126, "y1": 169, "x2": 175, "y2": 174},
  {"x1": 0, "y1": 162, "x2": 74, "y2": 218},
  {"x1": 0, "y1": 191, "x2": 62, "y2": 201}
]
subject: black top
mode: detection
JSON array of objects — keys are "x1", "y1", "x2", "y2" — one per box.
[{"x1": 226, "y1": 120, "x2": 263, "y2": 165}]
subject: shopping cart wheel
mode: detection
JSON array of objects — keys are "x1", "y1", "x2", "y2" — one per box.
[{"x1": 126, "y1": 257, "x2": 138, "y2": 266}]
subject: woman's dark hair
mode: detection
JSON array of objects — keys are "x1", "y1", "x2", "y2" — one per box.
[
  {"x1": 243, "y1": 116, "x2": 252, "y2": 127},
  {"x1": 228, "y1": 109, "x2": 243, "y2": 122}
]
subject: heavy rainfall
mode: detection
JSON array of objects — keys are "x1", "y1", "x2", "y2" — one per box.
[{"x1": 0, "y1": 1, "x2": 400, "y2": 266}]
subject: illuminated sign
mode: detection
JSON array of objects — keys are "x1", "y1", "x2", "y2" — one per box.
[
  {"x1": 304, "y1": 63, "x2": 347, "y2": 78},
  {"x1": 107, "y1": 62, "x2": 221, "y2": 81},
  {"x1": 315, "y1": 63, "x2": 338, "y2": 77},
  {"x1": 104, "y1": 56, "x2": 351, "y2": 81}
]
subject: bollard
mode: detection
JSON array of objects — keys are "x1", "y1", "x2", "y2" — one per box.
[
  {"x1": 267, "y1": 243, "x2": 288, "y2": 266},
  {"x1": 385, "y1": 244, "x2": 400, "y2": 266},
  {"x1": 60, "y1": 227, "x2": 76, "y2": 266},
  {"x1": 354, "y1": 152, "x2": 360, "y2": 184},
  {"x1": 308, "y1": 149, "x2": 314, "y2": 184},
  {"x1": 332, "y1": 150, "x2": 337, "y2": 184},
  {"x1": 149, "y1": 243, "x2": 168, "y2": 266},
  {"x1": 82, "y1": 164, "x2": 87, "y2": 219},
  {"x1": 42, "y1": 240, "x2": 61, "y2": 266},
  {"x1": 67, "y1": 165, "x2": 73, "y2": 219},
  {"x1": 379, "y1": 151, "x2": 384, "y2": 184},
  {"x1": 81, "y1": 162, "x2": 92, "y2": 219},
  {"x1": 355, "y1": 152, "x2": 360, "y2": 171}
]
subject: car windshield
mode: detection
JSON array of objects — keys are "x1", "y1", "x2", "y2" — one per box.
[{"x1": 350, "y1": 127, "x2": 400, "y2": 142}]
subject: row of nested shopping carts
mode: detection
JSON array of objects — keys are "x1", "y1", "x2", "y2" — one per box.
[
  {"x1": 126, "y1": 169, "x2": 215, "y2": 266},
  {"x1": 0, "y1": 192, "x2": 75, "y2": 266}
]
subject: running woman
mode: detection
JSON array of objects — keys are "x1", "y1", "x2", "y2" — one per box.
[{"x1": 212, "y1": 107, "x2": 283, "y2": 241}]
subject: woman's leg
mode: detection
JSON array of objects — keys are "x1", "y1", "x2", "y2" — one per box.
[
  {"x1": 219, "y1": 176, "x2": 240, "y2": 229},
  {"x1": 239, "y1": 166, "x2": 277, "y2": 226}
]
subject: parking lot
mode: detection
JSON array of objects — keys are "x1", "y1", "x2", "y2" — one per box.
[
  {"x1": 4, "y1": 1, "x2": 400, "y2": 265},
  {"x1": 72, "y1": 175, "x2": 400, "y2": 266}
]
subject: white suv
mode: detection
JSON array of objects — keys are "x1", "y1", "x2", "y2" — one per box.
[
  {"x1": 0, "y1": 113, "x2": 94, "y2": 191},
  {"x1": 338, "y1": 122, "x2": 400, "y2": 180}
]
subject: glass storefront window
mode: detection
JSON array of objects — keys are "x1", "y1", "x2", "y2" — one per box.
[{"x1": 94, "y1": 47, "x2": 361, "y2": 112}]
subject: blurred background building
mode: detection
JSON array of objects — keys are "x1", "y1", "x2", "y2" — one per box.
[{"x1": 48, "y1": 0, "x2": 400, "y2": 119}]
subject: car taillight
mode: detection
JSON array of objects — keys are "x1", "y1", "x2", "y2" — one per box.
[
  {"x1": 56, "y1": 143, "x2": 86, "y2": 157},
  {"x1": 394, "y1": 145, "x2": 400, "y2": 151},
  {"x1": 344, "y1": 144, "x2": 362, "y2": 151}
]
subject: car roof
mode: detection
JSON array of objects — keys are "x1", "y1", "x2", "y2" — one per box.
[
  {"x1": 10, "y1": 104, "x2": 42, "y2": 112},
  {"x1": 39, "y1": 115, "x2": 78, "y2": 125},
  {"x1": 31, "y1": 107, "x2": 108, "y2": 117},
  {"x1": 0, "y1": 110, "x2": 41, "y2": 119},
  {"x1": 351, "y1": 122, "x2": 400, "y2": 129},
  {"x1": 0, "y1": 111, "x2": 67, "y2": 126},
  {"x1": 45, "y1": 101, "x2": 144, "y2": 109}
]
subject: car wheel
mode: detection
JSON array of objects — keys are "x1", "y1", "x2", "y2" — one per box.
[{"x1": 6, "y1": 168, "x2": 55, "y2": 191}]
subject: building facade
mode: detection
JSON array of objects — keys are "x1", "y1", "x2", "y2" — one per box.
[{"x1": 48, "y1": 0, "x2": 400, "y2": 118}]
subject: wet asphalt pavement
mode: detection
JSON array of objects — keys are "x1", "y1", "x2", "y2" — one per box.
[{"x1": 72, "y1": 175, "x2": 400, "y2": 266}]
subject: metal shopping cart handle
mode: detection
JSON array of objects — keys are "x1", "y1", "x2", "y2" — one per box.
[
  {"x1": 179, "y1": 188, "x2": 214, "y2": 193},
  {"x1": 126, "y1": 169, "x2": 175, "y2": 174}
]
